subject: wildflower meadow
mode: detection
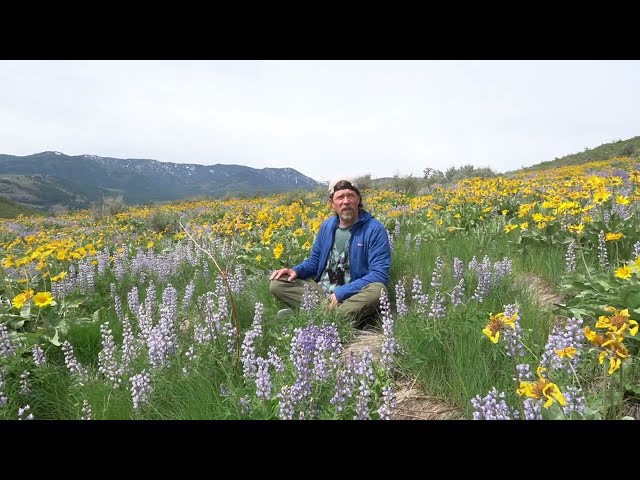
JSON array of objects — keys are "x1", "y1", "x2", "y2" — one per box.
[{"x1": 1, "y1": 156, "x2": 640, "y2": 420}]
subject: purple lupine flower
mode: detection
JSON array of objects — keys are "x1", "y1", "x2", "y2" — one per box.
[
  {"x1": 77, "y1": 259, "x2": 96, "y2": 295},
  {"x1": 351, "y1": 348, "x2": 376, "y2": 420},
  {"x1": 80, "y1": 399, "x2": 93, "y2": 420},
  {"x1": 565, "y1": 240, "x2": 577, "y2": 272},
  {"x1": 414, "y1": 234, "x2": 422, "y2": 251},
  {"x1": 471, "y1": 388, "x2": 515, "y2": 420},
  {"x1": 267, "y1": 346, "x2": 284, "y2": 373},
  {"x1": 354, "y1": 377, "x2": 372, "y2": 420},
  {"x1": 19, "y1": 370, "x2": 31, "y2": 396},
  {"x1": 493, "y1": 257, "x2": 513, "y2": 281},
  {"x1": 633, "y1": 240, "x2": 640, "y2": 258},
  {"x1": 278, "y1": 385, "x2": 295, "y2": 420},
  {"x1": 430, "y1": 256, "x2": 444, "y2": 291},
  {"x1": 239, "y1": 395, "x2": 251, "y2": 415},
  {"x1": 502, "y1": 304, "x2": 525, "y2": 358},
  {"x1": 130, "y1": 370, "x2": 151, "y2": 411},
  {"x1": 286, "y1": 323, "x2": 343, "y2": 414},
  {"x1": 111, "y1": 283, "x2": 125, "y2": 323},
  {"x1": 393, "y1": 219, "x2": 401, "y2": 240},
  {"x1": 181, "y1": 279, "x2": 196, "y2": 314},
  {"x1": 98, "y1": 323, "x2": 123, "y2": 389},
  {"x1": 540, "y1": 317, "x2": 584, "y2": 374},
  {"x1": 18, "y1": 404, "x2": 34, "y2": 420},
  {"x1": 194, "y1": 291, "x2": 221, "y2": 344},
  {"x1": 450, "y1": 278, "x2": 465, "y2": 307},
  {"x1": 386, "y1": 229, "x2": 394, "y2": 250},
  {"x1": 395, "y1": 279, "x2": 408, "y2": 317},
  {"x1": 96, "y1": 248, "x2": 110, "y2": 276},
  {"x1": 380, "y1": 289, "x2": 397, "y2": 373},
  {"x1": 516, "y1": 363, "x2": 534, "y2": 382},
  {"x1": 113, "y1": 245, "x2": 128, "y2": 281},
  {"x1": 32, "y1": 345, "x2": 46, "y2": 367},
  {"x1": 468, "y1": 256, "x2": 479, "y2": 272},
  {"x1": 0, "y1": 324, "x2": 17, "y2": 358},
  {"x1": 241, "y1": 302, "x2": 265, "y2": 379},
  {"x1": 330, "y1": 353, "x2": 358, "y2": 413},
  {"x1": 301, "y1": 283, "x2": 321, "y2": 311},
  {"x1": 182, "y1": 345, "x2": 198, "y2": 375},
  {"x1": 230, "y1": 265, "x2": 245, "y2": 294},
  {"x1": 127, "y1": 285, "x2": 140, "y2": 321},
  {"x1": 311, "y1": 325, "x2": 342, "y2": 382},
  {"x1": 121, "y1": 315, "x2": 140, "y2": 375},
  {"x1": 453, "y1": 258, "x2": 464, "y2": 283},
  {"x1": 255, "y1": 357, "x2": 272, "y2": 400},
  {"x1": 0, "y1": 369, "x2": 6, "y2": 408},
  {"x1": 562, "y1": 386, "x2": 586, "y2": 417},
  {"x1": 146, "y1": 285, "x2": 179, "y2": 370},
  {"x1": 411, "y1": 275, "x2": 429, "y2": 313},
  {"x1": 377, "y1": 385, "x2": 396, "y2": 420},
  {"x1": 523, "y1": 398, "x2": 542, "y2": 420},
  {"x1": 598, "y1": 230, "x2": 609, "y2": 269},
  {"x1": 471, "y1": 256, "x2": 492, "y2": 303},
  {"x1": 61, "y1": 340, "x2": 88, "y2": 383},
  {"x1": 404, "y1": 233, "x2": 412, "y2": 250}
]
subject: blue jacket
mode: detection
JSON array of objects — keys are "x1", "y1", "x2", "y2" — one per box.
[{"x1": 292, "y1": 210, "x2": 391, "y2": 302}]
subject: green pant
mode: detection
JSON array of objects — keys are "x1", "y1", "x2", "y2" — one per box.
[{"x1": 269, "y1": 275, "x2": 387, "y2": 325}]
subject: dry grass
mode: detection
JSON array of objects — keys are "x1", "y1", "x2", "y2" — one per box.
[{"x1": 514, "y1": 273, "x2": 565, "y2": 309}]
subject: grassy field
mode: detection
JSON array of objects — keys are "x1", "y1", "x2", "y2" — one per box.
[{"x1": 1, "y1": 156, "x2": 639, "y2": 420}]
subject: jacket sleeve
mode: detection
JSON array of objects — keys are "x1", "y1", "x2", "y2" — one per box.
[
  {"x1": 333, "y1": 223, "x2": 390, "y2": 302},
  {"x1": 292, "y1": 223, "x2": 326, "y2": 280}
]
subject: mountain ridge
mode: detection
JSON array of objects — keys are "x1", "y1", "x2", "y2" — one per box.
[{"x1": 0, "y1": 151, "x2": 320, "y2": 211}]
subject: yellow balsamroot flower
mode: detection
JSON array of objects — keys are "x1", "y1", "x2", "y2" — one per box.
[
  {"x1": 293, "y1": 228, "x2": 305, "y2": 237},
  {"x1": 614, "y1": 265, "x2": 633, "y2": 280},
  {"x1": 302, "y1": 240, "x2": 311, "y2": 250},
  {"x1": 517, "y1": 366, "x2": 567, "y2": 408},
  {"x1": 596, "y1": 306, "x2": 638, "y2": 336},
  {"x1": 273, "y1": 243, "x2": 284, "y2": 260},
  {"x1": 556, "y1": 346, "x2": 577, "y2": 359},
  {"x1": 146, "y1": 240, "x2": 154, "y2": 249},
  {"x1": 567, "y1": 223, "x2": 584, "y2": 234},
  {"x1": 2, "y1": 256, "x2": 14, "y2": 268},
  {"x1": 584, "y1": 326, "x2": 607, "y2": 347},
  {"x1": 593, "y1": 188, "x2": 611, "y2": 204},
  {"x1": 616, "y1": 195, "x2": 630, "y2": 205},
  {"x1": 599, "y1": 332, "x2": 629, "y2": 375},
  {"x1": 33, "y1": 291, "x2": 55, "y2": 308},
  {"x1": 519, "y1": 222, "x2": 529, "y2": 230},
  {"x1": 605, "y1": 232, "x2": 623, "y2": 242},
  {"x1": 504, "y1": 224, "x2": 517, "y2": 233},
  {"x1": 50, "y1": 271, "x2": 67, "y2": 282},
  {"x1": 501, "y1": 209, "x2": 508, "y2": 215},
  {"x1": 12, "y1": 289, "x2": 34, "y2": 309},
  {"x1": 482, "y1": 312, "x2": 517, "y2": 343}
]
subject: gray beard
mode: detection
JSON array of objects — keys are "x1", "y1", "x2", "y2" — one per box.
[{"x1": 339, "y1": 211, "x2": 355, "y2": 223}]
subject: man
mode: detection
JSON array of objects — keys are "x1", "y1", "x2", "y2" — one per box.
[{"x1": 269, "y1": 176, "x2": 391, "y2": 326}]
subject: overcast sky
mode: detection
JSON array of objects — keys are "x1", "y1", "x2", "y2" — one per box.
[{"x1": 1, "y1": 60, "x2": 638, "y2": 182}]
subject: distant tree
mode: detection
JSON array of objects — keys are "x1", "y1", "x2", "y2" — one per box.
[
  {"x1": 622, "y1": 143, "x2": 635, "y2": 157},
  {"x1": 90, "y1": 195, "x2": 127, "y2": 221},
  {"x1": 353, "y1": 174, "x2": 372, "y2": 191}
]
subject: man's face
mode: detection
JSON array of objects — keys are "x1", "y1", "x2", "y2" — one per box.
[{"x1": 331, "y1": 188, "x2": 359, "y2": 223}]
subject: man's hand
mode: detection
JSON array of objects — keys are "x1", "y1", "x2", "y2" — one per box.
[
  {"x1": 328, "y1": 293, "x2": 339, "y2": 310},
  {"x1": 269, "y1": 268, "x2": 297, "y2": 282}
]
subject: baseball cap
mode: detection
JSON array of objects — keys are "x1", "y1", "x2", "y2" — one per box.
[{"x1": 328, "y1": 176, "x2": 360, "y2": 196}]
